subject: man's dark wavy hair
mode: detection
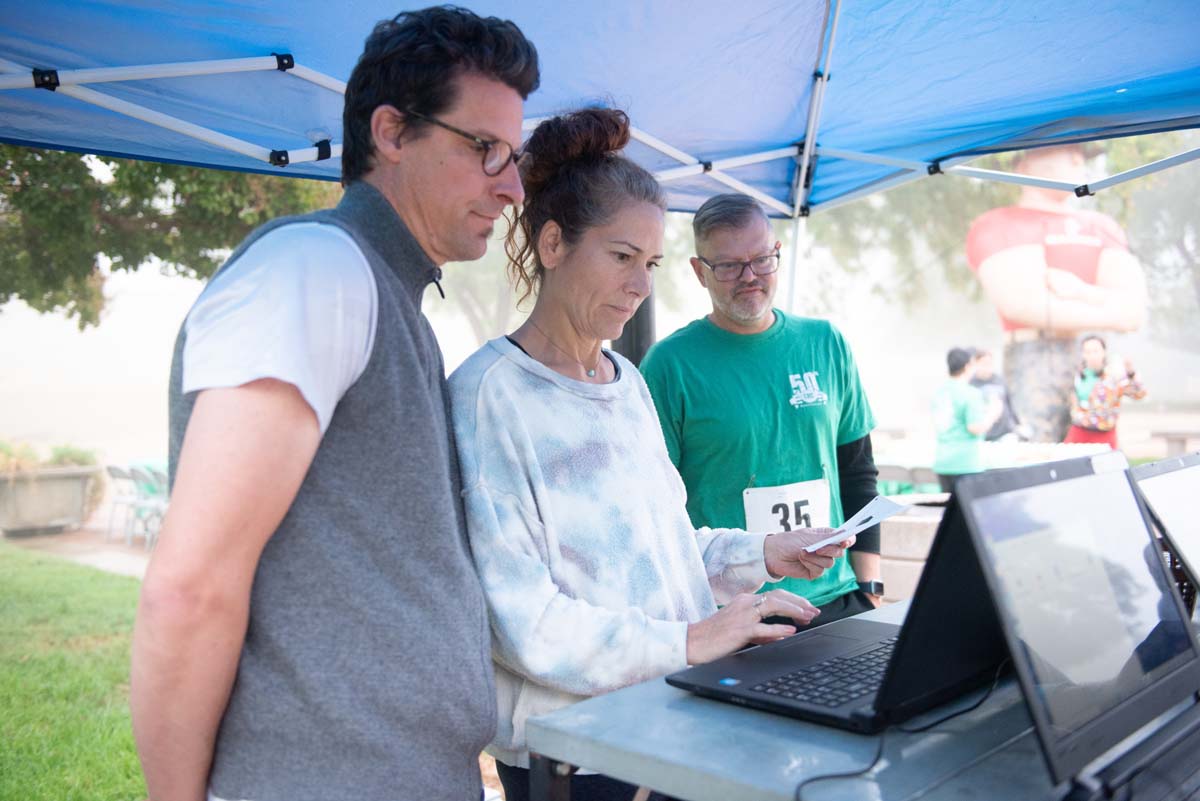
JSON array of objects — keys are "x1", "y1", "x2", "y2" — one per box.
[{"x1": 341, "y1": 5, "x2": 539, "y2": 185}]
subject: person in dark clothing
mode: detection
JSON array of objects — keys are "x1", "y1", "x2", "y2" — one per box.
[{"x1": 969, "y1": 348, "x2": 1024, "y2": 441}]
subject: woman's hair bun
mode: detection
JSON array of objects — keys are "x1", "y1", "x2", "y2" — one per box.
[
  {"x1": 506, "y1": 105, "x2": 663, "y2": 306},
  {"x1": 519, "y1": 107, "x2": 630, "y2": 195}
]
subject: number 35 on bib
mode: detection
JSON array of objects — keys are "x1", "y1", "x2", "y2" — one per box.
[{"x1": 742, "y1": 478, "x2": 831, "y2": 533}]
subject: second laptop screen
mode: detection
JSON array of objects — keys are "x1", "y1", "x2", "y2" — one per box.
[
  {"x1": 968, "y1": 470, "x2": 1194, "y2": 741},
  {"x1": 1138, "y1": 464, "x2": 1200, "y2": 575}
]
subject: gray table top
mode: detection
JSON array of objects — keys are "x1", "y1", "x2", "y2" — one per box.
[{"x1": 526, "y1": 603, "x2": 1064, "y2": 801}]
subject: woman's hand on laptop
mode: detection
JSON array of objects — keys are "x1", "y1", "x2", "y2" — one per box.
[
  {"x1": 764, "y1": 528, "x2": 855, "y2": 580},
  {"x1": 686, "y1": 590, "x2": 818, "y2": 665}
]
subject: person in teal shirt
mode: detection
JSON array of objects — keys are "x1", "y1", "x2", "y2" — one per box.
[
  {"x1": 641, "y1": 193, "x2": 885, "y2": 626},
  {"x1": 932, "y1": 347, "x2": 1001, "y2": 491}
]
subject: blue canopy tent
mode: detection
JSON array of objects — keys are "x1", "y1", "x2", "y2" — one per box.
[
  {"x1": 2, "y1": 0, "x2": 1199, "y2": 354},
  {"x1": 4, "y1": 0, "x2": 1199, "y2": 212}
]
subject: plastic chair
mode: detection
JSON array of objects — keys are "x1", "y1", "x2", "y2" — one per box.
[
  {"x1": 148, "y1": 466, "x2": 170, "y2": 495},
  {"x1": 104, "y1": 465, "x2": 140, "y2": 543},
  {"x1": 127, "y1": 466, "x2": 168, "y2": 549},
  {"x1": 146, "y1": 466, "x2": 171, "y2": 550}
]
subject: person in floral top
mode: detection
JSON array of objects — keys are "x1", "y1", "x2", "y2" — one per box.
[{"x1": 1064, "y1": 334, "x2": 1147, "y2": 449}]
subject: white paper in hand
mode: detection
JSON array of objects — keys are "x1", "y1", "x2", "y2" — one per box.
[{"x1": 801, "y1": 495, "x2": 910, "y2": 552}]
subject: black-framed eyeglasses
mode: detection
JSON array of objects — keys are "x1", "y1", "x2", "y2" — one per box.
[
  {"x1": 697, "y1": 246, "x2": 782, "y2": 282},
  {"x1": 403, "y1": 109, "x2": 521, "y2": 176}
]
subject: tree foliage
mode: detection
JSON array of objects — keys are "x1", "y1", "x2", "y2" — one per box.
[{"x1": 0, "y1": 146, "x2": 339, "y2": 328}]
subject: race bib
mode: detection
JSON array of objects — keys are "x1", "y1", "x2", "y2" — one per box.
[{"x1": 742, "y1": 478, "x2": 831, "y2": 533}]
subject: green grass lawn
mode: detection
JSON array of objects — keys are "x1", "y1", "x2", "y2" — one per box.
[{"x1": 0, "y1": 540, "x2": 146, "y2": 801}]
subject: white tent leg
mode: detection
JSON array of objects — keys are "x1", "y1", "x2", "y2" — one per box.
[{"x1": 786, "y1": 214, "x2": 807, "y2": 313}]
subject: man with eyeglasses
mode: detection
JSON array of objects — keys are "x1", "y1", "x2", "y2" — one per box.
[
  {"x1": 641, "y1": 193, "x2": 884, "y2": 630},
  {"x1": 131, "y1": 8, "x2": 537, "y2": 801}
]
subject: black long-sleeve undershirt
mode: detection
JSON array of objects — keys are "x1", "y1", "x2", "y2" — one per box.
[{"x1": 836, "y1": 433, "x2": 880, "y2": 555}]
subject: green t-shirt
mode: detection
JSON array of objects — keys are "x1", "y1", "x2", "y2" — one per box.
[
  {"x1": 931, "y1": 378, "x2": 986, "y2": 475},
  {"x1": 640, "y1": 311, "x2": 875, "y2": 608}
]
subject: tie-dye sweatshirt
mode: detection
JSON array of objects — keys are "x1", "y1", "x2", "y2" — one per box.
[{"x1": 448, "y1": 337, "x2": 773, "y2": 767}]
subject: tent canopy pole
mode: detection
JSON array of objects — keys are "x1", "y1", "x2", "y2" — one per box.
[
  {"x1": 0, "y1": 55, "x2": 344, "y2": 167},
  {"x1": 809, "y1": 142, "x2": 1200, "y2": 211},
  {"x1": 655, "y1": 146, "x2": 799, "y2": 183},
  {"x1": 945, "y1": 165, "x2": 1077, "y2": 192},
  {"x1": 793, "y1": 0, "x2": 844, "y2": 216},
  {"x1": 1079, "y1": 144, "x2": 1200, "y2": 195}
]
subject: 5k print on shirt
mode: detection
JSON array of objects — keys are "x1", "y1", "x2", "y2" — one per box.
[{"x1": 789, "y1": 371, "x2": 828, "y2": 408}]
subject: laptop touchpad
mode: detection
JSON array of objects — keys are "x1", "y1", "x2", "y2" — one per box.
[{"x1": 758, "y1": 633, "x2": 856, "y2": 666}]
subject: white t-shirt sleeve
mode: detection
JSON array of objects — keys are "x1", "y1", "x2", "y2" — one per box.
[{"x1": 181, "y1": 222, "x2": 377, "y2": 434}]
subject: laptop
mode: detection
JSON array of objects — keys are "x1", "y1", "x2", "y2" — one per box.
[
  {"x1": 664, "y1": 453, "x2": 1171, "y2": 737},
  {"x1": 955, "y1": 464, "x2": 1200, "y2": 786},
  {"x1": 665, "y1": 491, "x2": 1011, "y2": 733},
  {"x1": 1132, "y1": 453, "x2": 1200, "y2": 616}
]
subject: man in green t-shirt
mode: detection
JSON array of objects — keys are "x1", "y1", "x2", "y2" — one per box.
[
  {"x1": 641, "y1": 193, "x2": 884, "y2": 627},
  {"x1": 932, "y1": 347, "x2": 1001, "y2": 491}
]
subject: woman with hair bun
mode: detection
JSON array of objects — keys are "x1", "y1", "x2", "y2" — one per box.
[{"x1": 448, "y1": 108, "x2": 850, "y2": 801}]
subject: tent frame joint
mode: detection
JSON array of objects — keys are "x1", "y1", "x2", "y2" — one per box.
[
  {"x1": 269, "y1": 149, "x2": 289, "y2": 166},
  {"x1": 272, "y1": 53, "x2": 295, "y2": 71},
  {"x1": 32, "y1": 68, "x2": 58, "y2": 91}
]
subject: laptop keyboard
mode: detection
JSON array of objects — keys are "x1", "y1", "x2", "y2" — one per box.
[{"x1": 750, "y1": 636, "x2": 899, "y2": 708}]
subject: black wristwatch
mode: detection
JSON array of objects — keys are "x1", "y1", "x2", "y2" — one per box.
[{"x1": 858, "y1": 580, "x2": 885, "y2": 597}]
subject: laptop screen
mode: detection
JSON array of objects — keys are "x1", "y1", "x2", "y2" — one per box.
[
  {"x1": 962, "y1": 469, "x2": 1198, "y2": 777},
  {"x1": 1135, "y1": 458, "x2": 1200, "y2": 577}
]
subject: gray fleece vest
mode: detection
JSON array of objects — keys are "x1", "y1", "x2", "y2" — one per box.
[{"x1": 168, "y1": 182, "x2": 496, "y2": 801}]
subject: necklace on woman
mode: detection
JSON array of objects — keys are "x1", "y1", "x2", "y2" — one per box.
[{"x1": 529, "y1": 320, "x2": 601, "y2": 378}]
